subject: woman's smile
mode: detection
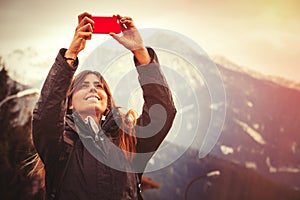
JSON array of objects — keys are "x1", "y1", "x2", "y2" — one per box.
[{"x1": 85, "y1": 94, "x2": 100, "y2": 101}]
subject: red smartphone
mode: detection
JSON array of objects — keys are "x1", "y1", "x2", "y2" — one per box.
[{"x1": 91, "y1": 16, "x2": 121, "y2": 34}]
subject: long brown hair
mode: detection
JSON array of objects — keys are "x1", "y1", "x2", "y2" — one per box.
[{"x1": 29, "y1": 70, "x2": 137, "y2": 188}]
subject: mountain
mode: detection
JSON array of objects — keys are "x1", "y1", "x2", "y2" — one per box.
[
  {"x1": 1, "y1": 40, "x2": 300, "y2": 199},
  {"x1": 212, "y1": 59, "x2": 300, "y2": 189},
  {"x1": 141, "y1": 54, "x2": 300, "y2": 199},
  {"x1": 212, "y1": 55, "x2": 300, "y2": 91},
  {"x1": 3, "y1": 48, "x2": 53, "y2": 88}
]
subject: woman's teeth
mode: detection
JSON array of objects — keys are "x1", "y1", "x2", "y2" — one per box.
[{"x1": 87, "y1": 97, "x2": 99, "y2": 101}]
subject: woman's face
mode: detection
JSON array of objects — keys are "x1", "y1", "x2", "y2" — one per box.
[{"x1": 70, "y1": 74, "x2": 108, "y2": 120}]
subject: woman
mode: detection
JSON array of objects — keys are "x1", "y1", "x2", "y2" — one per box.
[{"x1": 31, "y1": 12, "x2": 176, "y2": 200}]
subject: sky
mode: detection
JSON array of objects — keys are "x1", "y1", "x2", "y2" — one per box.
[{"x1": 0, "y1": 0, "x2": 299, "y2": 82}]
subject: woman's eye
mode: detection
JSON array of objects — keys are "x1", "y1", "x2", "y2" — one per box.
[{"x1": 96, "y1": 84, "x2": 103, "y2": 89}]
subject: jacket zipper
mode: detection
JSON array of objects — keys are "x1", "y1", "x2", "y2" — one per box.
[
  {"x1": 85, "y1": 116, "x2": 100, "y2": 142},
  {"x1": 95, "y1": 131, "x2": 99, "y2": 141}
]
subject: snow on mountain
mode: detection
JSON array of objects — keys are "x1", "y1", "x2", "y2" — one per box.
[
  {"x1": 208, "y1": 60, "x2": 300, "y2": 190},
  {"x1": 0, "y1": 67, "x2": 39, "y2": 127},
  {"x1": 234, "y1": 119, "x2": 266, "y2": 145},
  {"x1": 3, "y1": 47, "x2": 54, "y2": 89},
  {"x1": 212, "y1": 55, "x2": 300, "y2": 91}
]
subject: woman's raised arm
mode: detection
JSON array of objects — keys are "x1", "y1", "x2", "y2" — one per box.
[{"x1": 32, "y1": 12, "x2": 94, "y2": 164}]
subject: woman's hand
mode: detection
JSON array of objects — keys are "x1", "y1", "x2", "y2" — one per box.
[
  {"x1": 65, "y1": 12, "x2": 94, "y2": 63},
  {"x1": 110, "y1": 15, "x2": 151, "y2": 65}
]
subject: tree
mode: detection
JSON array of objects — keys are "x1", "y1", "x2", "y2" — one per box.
[{"x1": 0, "y1": 63, "x2": 40, "y2": 199}]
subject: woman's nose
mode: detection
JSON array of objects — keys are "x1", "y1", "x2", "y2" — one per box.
[{"x1": 89, "y1": 86, "x2": 97, "y2": 93}]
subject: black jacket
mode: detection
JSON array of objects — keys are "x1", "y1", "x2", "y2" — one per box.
[{"x1": 32, "y1": 48, "x2": 176, "y2": 200}]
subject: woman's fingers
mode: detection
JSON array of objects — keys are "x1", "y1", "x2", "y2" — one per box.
[
  {"x1": 116, "y1": 15, "x2": 135, "y2": 30},
  {"x1": 77, "y1": 16, "x2": 94, "y2": 31},
  {"x1": 77, "y1": 23, "x2": 93, "y2": 34},
  {"x1": 77, "y1": 31, "x2": 92, "y2": 40},
  {"x1": 78, "y1": 12, "x2": 92, "y2": 24},
  {"x1": 74, "y1": 16, "x2": 94, "y2": 41},
  {"x1": 120, "y1": 19, "x2": 135, "y2": 28},
  {"x1": 77, "y1": 24, "x2": 93, "y2": 40}
]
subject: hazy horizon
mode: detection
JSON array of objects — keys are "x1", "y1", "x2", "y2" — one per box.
[{"x1": 1, "y1": 0, "x2": 299, "y2": 82}]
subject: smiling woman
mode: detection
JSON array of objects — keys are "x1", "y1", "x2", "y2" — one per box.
[{"x1": 29, "y1": 12, "x2": 176, "y2": 200}]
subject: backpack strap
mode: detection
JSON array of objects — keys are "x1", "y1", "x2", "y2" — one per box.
[
  {"x1": 62, "y1": 131, "x2": 74, "y2": 146},
  {"x1": 137, "y1": 172, "x2": 144, "y2": 200},
  {"x1": 48, "y1": 131, "x2": 75, "y2": 200}
]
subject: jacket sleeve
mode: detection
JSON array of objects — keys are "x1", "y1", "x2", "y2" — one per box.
[
  {"x1": 134, "y1": 48, "x2": 177, "y2": 153},
  {"x1": 32, "y1": 48, "x2": 78, "y2": 164}
]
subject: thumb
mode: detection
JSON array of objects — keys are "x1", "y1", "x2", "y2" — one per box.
[{"x1": 109, "y1": 32, "x2": 121, "y2": 42}]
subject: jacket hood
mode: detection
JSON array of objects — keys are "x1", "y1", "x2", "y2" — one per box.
[{"x1": 65, "y1": 110, "x2": 121, "y2": 140}]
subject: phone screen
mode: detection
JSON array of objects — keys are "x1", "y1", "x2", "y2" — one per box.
[{"x1": 91, "y1": 16, "x2": 121, "y2": 34}]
